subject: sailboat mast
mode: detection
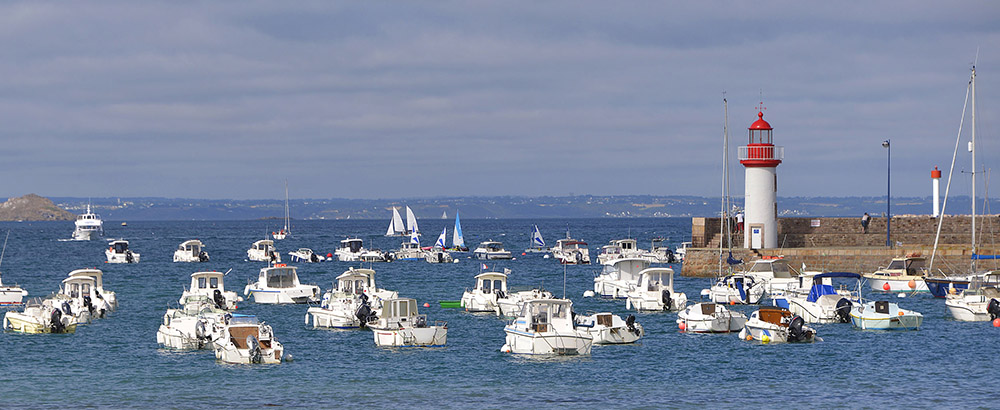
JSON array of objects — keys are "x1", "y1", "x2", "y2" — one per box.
[
  {"x1": 971, "y1": 65, "x2": 977, "y2": 271},
  {"x1": 284, "y1": 179, "x2": 290, "y2": 233}
]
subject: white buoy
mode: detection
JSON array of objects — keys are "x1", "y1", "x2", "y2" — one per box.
[
  {"x1": 583, "y1": 290, "x2": 595, "y2": 298},
  {"x1": 897, "y1": 293, "x2": 906, "y2": 298}
]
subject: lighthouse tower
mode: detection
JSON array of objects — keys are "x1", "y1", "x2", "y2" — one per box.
[{"x1": 739, "y1": 110, "x2": 783, "y2": 249}]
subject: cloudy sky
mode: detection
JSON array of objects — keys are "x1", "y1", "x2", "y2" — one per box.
[{"x1": 0, "y1": 1, "x2": 998, "y2": 200}]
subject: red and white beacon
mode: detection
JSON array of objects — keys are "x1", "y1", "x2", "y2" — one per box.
[{"x1": 739, "y1": 109, "x2": 783, "y2": 249}]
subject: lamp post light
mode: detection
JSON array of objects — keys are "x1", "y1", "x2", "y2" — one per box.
[{"x1": 882, "y1": 139, "x2": 891, "y2": 247}]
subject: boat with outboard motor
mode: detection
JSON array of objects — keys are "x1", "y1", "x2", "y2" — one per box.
[
  {"x1": 501, "y1": 298, "x2": 592, "y2": 355},
  {"x1": 247, "y1": 239, "x2": 280, "y2": 263},
  {"x1": 701, "y1": 273, "x2": 766, "y2": 305},
  {"x1": 67, "y1": 268, "x2": 117, "y2": 310},
  {"x1": 71, "y1": 204, "x2": 103, "y2": 241},
  {"x1": 596, "y1": 238, "x2": 648, "y2": 265},
  {"x1": 593, "y1": 257, "x2": 649, "y2": 299},
  {"x1": 288, "y1": 248, "x2": 325, "y2": 263},
  {"x1": 306, "y1": 267, "x2": 397, "y2": 329},
  {"x1": 863, "y1": 255, "x2": 929, "y2": 293},
  {"x1": 677, "y1": 302, "x2": 748, "y2": 333},
  {"x1": 368, "y1": 297, "x2": 447, "y2": 347},
  {"x1": 244, "y1": 264, "x2": 320, "y2": 304},
  {"x1": 157, "y1": 295, "x2": 227, "y2": 350},
  {"x1": 625, "y1": 267, "x2": 687, "y2": 311},
  {"x1": 179, "y1": 271, "x2": 242, "y2": 310},
  {"x1": 641, "y1": 237, "x2": 677, "y2": 263},
  {"x1": 105, "y1": 239, "x2": 139, "y2": 263},
  {"x1": 944, "y1": 272, "x2": 1000, "y2": 322},
  {"x1": 574, "y1": 312, "x2": 644, "y2": 344},
  {"x1": 551, "y1": 234, "x2": 590, "y2": 265},
  {"x1": 335, "y1": 238, "x2": 366, "y2": 262},
  {"x1": 738, "y1": 307, "x2": 816, "y2": 343},
  {"x1": 212, "y1": 314, "x2": 286, "y2": 364},
  {"x1": 770, "y1": 271, "x2": 860, "y2": 324},
  {"x1": 473, "y1": 241, "x2": 513, "y2": 260},
  {"x1": 850, "y1": 300, "x2": 923, "y2": 331},
  {"x1": 52, "y1": 275, "x2": 112, "y2": 324},
  {"x1": 461, "y1": 271, "x2": 513, "y2": 315},
  {"x1": 392, "y1": 234, "x2": 425, "y2": 261},
  {"x1": 173, "y1": 239, "x2": 209, "y2": 262},
  {"x1": 3, "y1": 298, "x2": 78, "y2": 334}
]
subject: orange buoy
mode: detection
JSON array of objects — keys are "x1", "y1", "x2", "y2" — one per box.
[
  {"x1": 993, "y1": 318, "x2": 1000, "y2": 327},
  {"x1": 327, "y1": 253, "x2": 333, "y2": 258},
  {"x1": 730, "y1": 300, "x2": 736, "y2": 305},
  {"x1": 898, "y1": 311, "x2": 905, "y2": 316},
  {"x1": 678, "y1": 322, "x2": 686, "y2": 331},
  {"x1": 883, "y1": 282, "x2": 891, "y2": 291},
  {"x1": 423, "y1": 302, "x2": 430, "y2": 308},
  {"x1": 745, "y1": 334, "x2": 753, "y2": 341},
  {"x1": 907, "y1": 279, "x2": 917, "y2": 289}
]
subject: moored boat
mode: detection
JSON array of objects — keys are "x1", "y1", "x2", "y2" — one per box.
[
  {"x1": 850, "y1": 300, "x2": 923, "y2": 331},
  {"x1": 501, "y1": 298, "x2": 592, "y2": 355},
  {"x1": 212, "y1": 314, "x2": 285, "y2": 364},
  {"x1": 244, "y1": 264, "x2": 320, "y2": 304},
  {"x1": 574, "y1": 312, "x2": 644, "y2": 344},
  {"x1": 677, "y1": 302, "x2": 748, "y2": 333},
  {"x1": 173, "y1": 239, "x2": 209, "y2": 262},
  {"x1": 738, "y1": 307, "x2": 815, "y2": 343},
  {"x1": 368, "y1": 298, "x2": 447, "y2": 347}
]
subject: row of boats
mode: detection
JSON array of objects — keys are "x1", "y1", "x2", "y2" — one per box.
[{"x1": 3, "y1": 269, "x2": 116, "y2": 334}]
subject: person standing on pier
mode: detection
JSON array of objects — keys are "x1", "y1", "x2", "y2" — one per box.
[
  {"x1": 736, "y1": 210, "x2": 744, "y2": 234},
  {"x1": 861, "y1": 212, "x2": 871, "y2": 234}
]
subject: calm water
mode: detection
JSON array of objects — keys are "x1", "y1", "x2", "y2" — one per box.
[{"x1": 0, "y1": 218, "x2": 997, "y2": 409}]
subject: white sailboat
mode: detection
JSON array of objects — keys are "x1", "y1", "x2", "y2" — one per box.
[
  {"x1": 273, "y1": 181, "x2": 290, "y2": 240},
  {"x1": 525, "y1": 225, "x2": 549, "y2": 253},
  {"x1": 449, "y1": 211, "x2": 468, "y2": 252},
  {"x1": 405, "y1": 206, "x2": 419, "y2": 235},
  {"x1": 385, "y1": 207, "x2": 405, "y2": 236}
]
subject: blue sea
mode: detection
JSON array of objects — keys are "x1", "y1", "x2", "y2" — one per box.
[{"x1": 0, "y1": 218, "x2": 997, "y2": 409}]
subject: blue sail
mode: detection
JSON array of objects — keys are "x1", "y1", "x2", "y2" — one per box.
[{"x1": 452, "y1": 212, "x2": 465, "y2": 248}]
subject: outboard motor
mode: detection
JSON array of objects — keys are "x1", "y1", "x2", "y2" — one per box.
[
  {"x1": 414, "y1": 315, "x2": 427, "y2": 328},
  {"x1": 666, "y1": 249, "x2": 676, "y2": 264},
  {"x1": 95, "y1": 289, "x2": 104, "y2": 300},
  {"x1": 988, "y1": 298, "x2": 1000, "y2": 320},
  {"x1": 195, "y1": 320, "x2": 208, "y2": 340},
  {"x1": 835, "y1": 298, "x2": 852, "y2": 323},
  {"x1": 50, "y1": 308, "x2": 65, "y2": 333},
  {"x1": 355, "y1": 304, "x2": 372, "y2": 325},
  {"x1": 310, "y1": 253, "x2": 319, "y2": 263},
  {"x1": 246, "y1": 335, "x2": 262, "y2": 364},
  {"x1": 661, "y1": 290, "x2": 672, "y2": 310},
  {"x1": 61, "y1": 301, "x2": 73, "y2": 317},
  {"x1": 787, "y1": 315, "x2": 806, "y2": 342},
  {"x1": 213, "y1": 289, "x2": 226, "y2": 310},
  {"x1": 575, "y1": 252, "x2": 584, "y2": 264},
  {"x1": 199, "y1": 251, "x2": 209, "y2": 262},
  {"x1": 83, "y1": 295, "x2": 95, "y2": 316},
  {"x1": 125, "y1": 250, "x2": 135, "y2": 263},
  {"x1": 269, "y1": 251, "x2": 278, "y2": 262},
  {"x1": 625, "y1": 314, "x2": 639, "y2": 335}
]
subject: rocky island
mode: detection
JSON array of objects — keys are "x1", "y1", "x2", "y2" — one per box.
[{"x1": 0, "y1": 194, "x2": 75, "y2": 221}]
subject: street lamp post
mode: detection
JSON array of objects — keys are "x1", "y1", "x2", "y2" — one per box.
[{"x1": 882, "y1": 139, "x2": 891, "y2": 247}]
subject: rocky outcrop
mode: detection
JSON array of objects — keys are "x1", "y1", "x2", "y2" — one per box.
[{"x1": 0, "y1": 194, "x2": 75, "y2": 221}]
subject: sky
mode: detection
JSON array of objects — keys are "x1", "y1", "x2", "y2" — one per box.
[{"x1": 0, "y1": 1, "x2": 998, "y2": 200}]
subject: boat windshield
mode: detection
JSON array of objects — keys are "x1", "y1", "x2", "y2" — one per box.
[
  {"x1": 113, "y1": 242, "x2": 128, "y2": 252},
  {"x1": 265, "y1": 268, "x2": 298, "y2": 288},
  {"x1": 886, "y1": 260, "x2": 906, "y2": 270},
  {"x1": 229, "y1": 315, "x2": 259, "y2": 325}
]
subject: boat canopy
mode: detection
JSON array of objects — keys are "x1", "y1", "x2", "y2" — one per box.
[
  {"x1": 191, "y1": 271, "x2": 224, "y2": 291},
  {"x1": 602, "y1": 258, "x2": 650, "y2": 281},
  {"x1": 812, "y1": 271, "x2": 862, "y2": 280},
  {"x1": 69, "y1": 269, "x2": 104, "y2": 288},
  {"x1": 475, "y1": 272, "x2": 507, "y2": 292},
  {"x1": 381, "y1": 298, "x2": 418, "y2": 320},
  {"x1": 263, "y1": 267, "x2": 299, "y2": 289}
]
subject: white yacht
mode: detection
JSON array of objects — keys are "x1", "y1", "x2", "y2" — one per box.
[
  {"x1": 3, "y1": 298, "x2": 77, "y2": 334},
  {"x1": 625, "y1": 267, "x2": 687, "y2": 311},
  {"x1": 244, "y1": 264, "x2": 320, "y2": 304},
  {"x1": 335, "y1": 238, "x2": 366, "y2": 262},
  {"x1": 105, "y1": 239, "x2": 140, "y2": 263},
  {"x1": 677, "y1": 302, "x2": 748, "y2": 333},
  {"x1": 306, "y1": 267, "x2": 398, "y2": 329},
  {"x1": 593, "y1": 257, "x2": 649, "y2": 299},
  {"x1": 179, "y1": 271, "x2": 242, "y2": 310},
  {"x1": 574, "y1": 312, "x2": 644, "y2": 344},
  {"x1": 863, "y1": 255, "x2": 929, "y2": 293},
  {"x1": 72, "y1": 204, "x2": 103, "y2": 241},
  {"x1": 701, "y1": 273, "x2": 766, "y2": 305},
  {"x1": 739, "y1": 307, "x2": 816, "y2": 343},
  {"x1": 473, "y1": 241, "x2": 513, "y2": 260},
  {"x1": 944, "y1": 272, "x2": 1000, "y2": 321},
  {"x1": 247, "y1": 239, "x2": 280, "y2": 263},
  {"x1": 288, "y1": 248, "x2": 325, "y2": 263},
  {"x1": 212, "y1": 314, "x2": 285, "y2": 364},
  {"x1": 850, "y1": 300, "x2": 923, "y2": 331},
  {"x1": 551, "y1": 235, "x2": 590, "y2": 265},
  {"x1": 501, "y1": 298, "x2": 592, "y2": 355},
  {"x1": 173, "y1": 239, "x2": 209, "y2": 262},
  {"x1": 368, "y1": 298, "x2": 447, "y2": 347},
  {"x1": 157, "y1": 295, "x2": 227, "y2": 350}
]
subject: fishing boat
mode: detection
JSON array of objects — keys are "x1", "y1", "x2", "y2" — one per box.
[
  {"x1": 525, "y1": 225, "x2": 550, "y2": 253},
  {"x1": 392, "y1": 233, "x2": 425, "y2": 261},
  {"x1": 385, "y1": 206, "x2": 406, "y2": 236},
  {"x1": 771, "y1": 271, "x2": 859, "y2": 324},
  {"x1": 247, "y1": 239, "x2": 280, "y2": 263},
  {"x1": 67, "y1": 268, "x2": 117, "y2": 310},
  {"x1": 272, "y1": 180, "x2": 291, "y2": 240},
  {"x1": 447, "y1": 211, "x2": 468, "y2": 252},
  {"x1": 105, "y1": 239, "x2": 140, "y2": 263},
  {"x1": 500, "y1": 298, "x2": 592, "y2": 355},
  {"x1": 862, "y1": 255, "x2": 929, "y2": 293},
  {"x1": 550, "y1": 233, "x2": 590, "y2": 265},
  {"x1": 593, "y1": 257, "x2": 649, "y2": 299},
  {"x1": 335, "y1": 238, "x2": 367, "y2": 262},
  {"x1": 738, "y1": 307, "x2": 815, "y2": 343},
  {"x1": 243, "y1": 264, "x2": 320, "y2": 304},
  {"x1": 3, "y1": 298, "x2": 77, "y2": 334},
  {"x1": 179, "y1": 271, "x2": 242, "y2": 310},
  {"x1": 574, "y1": 312, "x2": 644, "y2": 344},
  {"x1": 701, "y1": 273, "x2": 766, "y2": 305},
  {"x1": 368, "y1": 298, "x2": 447, "y2": 347},
  {"x1": 306, "y1": 267, "x2": 397, "y2": 329},
  {"x1": 173, "y1": 239, "x2": 209, "y2": 262},
  {"x1": 944, "y1": 272, "x2": 1000, "y2": 321},
  {"x1": 157, "y1": 295, "x2": 227, "y2": 349},
  {"x1": 212, "y1": 314, "x2": 285, "y2": 364},
  {"x1": 596, "y1": 238, "x2": 648, "y2": 265},
  {"x1": 677, "y1": 302, "x2": 748, "y2": 333},
  {"x1": 360, "y1": 249, "x2": 393, "y2": 263},
  {"x1": 473, "y1": 241, "x2": 513, "y2": 260},
  {"x1": 850, "y1": 300, "x2": 923, "y2": 331},
  {"x1": 72, "y1": 204, "x2": 103, "y2": 241},
  {"x1": 625, "y1": 267, "x2": 688, "y2": 311},
  {"x1": 288, "y1": 248, "x2": 325, "y2": 263}
]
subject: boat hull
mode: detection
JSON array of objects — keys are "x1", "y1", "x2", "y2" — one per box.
[
  {"x1": 306, "y1": 307, "x2": 361, "y2": 329},
  {"x1": 865, "y1": 277, "x2": 928, "y2": 293},
  {"x1": 3, "y1": 312, "x2": 77, "y2": 334},
  {"x1": 371, "y1": 326, "x2": 447, "y2": 347},
  {"x1": 247, "y1": 287, "x2": 320, "y2": 304},
  {"x1": 924, "y1": 277, "x2": 971, "y2": 298},
  {"x1": 501, "y1": 328, "x2": 592, "y2": 355}
]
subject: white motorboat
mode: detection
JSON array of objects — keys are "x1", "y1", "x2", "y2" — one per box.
[
  {"x1": 244, "y1": 264, "x2": 320, "y2": 304},
  {"x1": 771, "y1": 271, "x2": 859, "y2": 324},
  {"x1": 641, "y1": 237, "x2": 677, "y2": 264},
  {"x1": 0, "y1": 272, "x2": 28, "y2": 306},
  {"x1": 944, "y1": 273, "x2": 1000, "y2": 321},
  {"x1": 157, "y1": 295, "x2": 227, "y2": 350},
  {"x1": 863, "y1": 255, "x2": 929, "y2": 293},
  {"x1": 272, "y1": 180, "x2": 291, "y2": 240},
  {"x1": 596, "y1": 239, "x2": 648, "y2": 265},
  {"x1": 461, "y1": 271, "x2": 511, "y2": 314},
  {"x1": 368, "y1": 298, "x2": 447, "y2": 347},
  {"x1": 212, "y1": 314, "x2": 285, "y2": 364},
  {"x1": 179, "y1": 271, "x2": 243, "y2": 310},
  {"x1": 625, "y1": 267, "x2": 688, "y2": 311},
  {"x1": 173, "y1": 239, "x2": 209, "y2": 262},
  {"x1": 54, "y1": 275, "x2": 112, "y2": 324},
  {"x1": 392, "y1": 233, "x2": 425, "y2": 261},
  {"x1": 71, "y1": 204, "x2": 103, "y2": 241},
  {"x1": 425, "y1": 248, "x2": 453, "y2": 264},
  {"x1": 473, "y1": 241, "x2": 513, "y2": 260},
  {"x1": 675, "y1": 241, "x2": 692, "y2": 262},
  {"x1": 3, "y1": 298, "x2": 77, "y2": 334},
  {"x1": 497, "y1": 287, "x2": 554, "y2": 318},
  {"x1": 288, "y1": 248, "x2": 325, "y2": 263},
  {"x1": 446, "y1": 211, "x2": 469, "y2": 252},
  {"x1": 741, "y1": 258, "x2": 801, "y2": 295},
  {"x1": 247, "y1": 239, "x2": 281, "y2": 263},
  {"x1": 850, "y1": 300, "x2": 923, "y2": 330},
  {"x1": 335, "y1": 238, "x2": 366, "y2": 262},
  {"x1": 501, "y1": 298, "x2": 592, "y2": 355},
  {"x1": 306, "y1": 267, "x2": 398, "y2": 329},
  {"x1": 525, "y1": 225, "x2": 550, "y2": 253},
  {"x1": 677, "y1": 302, "x2": 748, "y2": 333},
  {"x1": 105, "y1": 239, "x2": 140, "y2": 263},
  {"x1": 360, "y1": 249, "x2": 393, "y2": 263},
  {"x1": 738, "y1": 307, "x2": 816, "y2": 343},
  {"x1": 551, "y1": 234, "x2": 590, "y2": 265},
  {"x1": 574, "y1": 312, "x2": 644, "y2": 344},
  {"x1": 593, "y1": 257, "x2": 650, "y2": 299},
  {"x1": 67, "y1": 268, "x2": 117, "y2": 310},
  {"x1": 701, "y1": 273, "x2": 766, "y2": 304}
]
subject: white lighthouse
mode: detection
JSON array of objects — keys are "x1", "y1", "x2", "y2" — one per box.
[
  {"x1": 931, "y1": 166, "x2": 941, "y2": 217},
  {"x1": 739, "y1": 110, "x2": 783, "y2": 249}
]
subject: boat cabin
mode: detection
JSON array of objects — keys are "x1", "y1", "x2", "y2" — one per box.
[
  {"x1": 637, "y1": 268, "x2": 675, "y2": 291},
  {"x1": 61, "y1": 276, "x2": 97, "y2": 300},
  {"x1": 747, "y1": 258, "x2": 795, "y2": 279},
  {"x1": 474, "y1": 272, "x2": 508, "y2": 294},
  {"x1": 340, "y1": 238, "x2": 364, "y2": 253},
  {"x1": 400, "y1": 242, "x2": 421, "y2": 251},
  {"x1": 556, "y1": 238, "x2": 587, "y2": 250},
  {"x1": 177, "y1": 240, "x2": 204, "y2": 256},
  {"x1": 600, "y1": 245, "x2": 622, "y2": 258},
  {"x1": 251, "y1": 240, "x2": 276, "y2": 252},
  {"x1": 68, "y1": 269, "x2": 106, "y2": 290},
  {"x1": 479, "y1": 241, "x2": 505, "y2": 252},
  {"x1": 108, "y1": 240, "x2": 131, "y2": 254},
  {"x1": 336, "y1": 268, "x2": 377, "y2": 294},
  {"x1": 190, "y1": 271, "x2": 227, "y2": 294},
  {"x1": 259, "y1": 266, "x2": 302, "y2": 289},
  {"x1": 757, "y1": 307, "x2": 793, "y2": 326},
  {"x1": 881, "y1": 256, "x2": 927, "y2": 276},
  {"x1": 520, "y1": 299, "x2": 574, "y2": 333},
  {"x1": 601, "y1": 258, "x2": 650, "y2": 281},
  {"x1": 610, "y1": 239, "x2": 637, "y2": 251},
  {"x1": 378, "y1": 298, "x2": 426, "y2": 327}
]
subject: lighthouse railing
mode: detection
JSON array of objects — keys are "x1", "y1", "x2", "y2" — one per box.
[{"x1": 738, "y1": 145, "x2": 784, "y2": 161}]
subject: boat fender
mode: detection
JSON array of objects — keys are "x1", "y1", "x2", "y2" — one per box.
[
  {"x1": 246, "y1": 335, "x2": 262, "y2": 364},
  {"x1": 835, "y1": 298, "x2": 852, "y2": 323},
  {"x1": 625, "y1": 314, "x2": 638, "y2": 335},
  {"x1": 213, "y1": 289, "x2": 226, "y2": 310},
  {"x1": 988, "y1": 299, "x2": 1000, "y2": 320},
  {"x1": 661, "y1": 290, "x2": 672, "y2": 310},
  {"x1": 788, "y1": 315, "x2": 806, "y2": 342},
  {"x1": 50, "y1": 308, "x2": 65, "y2": 333}
]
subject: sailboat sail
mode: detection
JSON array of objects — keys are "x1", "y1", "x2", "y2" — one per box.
[
  {"x1": 409, "y1": 232, "x2": 421, "y2": 245},
  {"x1": 405, "y1": 206, "x2": 419, "y2": 234},
  {"x1": 532, "y1": 225, "x2": 545, "y2": 247},
  {"x1": 386, "y1": 207, "x2": 405, "y2": 236},
  {"x1": 436, "y1": 228, "x2": 447, "y2": 248},
  {"x1": 452, "y1": 212, "x2": 465, "y2": 248},
  {"x1": 282, "y1": 181, "x2": 290, "y2": 234}
]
